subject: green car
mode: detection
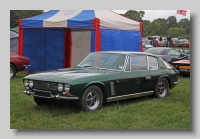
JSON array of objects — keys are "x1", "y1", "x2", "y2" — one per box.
[{"x1": 23, "y1": 51, "x2": 180, "y2": 112}]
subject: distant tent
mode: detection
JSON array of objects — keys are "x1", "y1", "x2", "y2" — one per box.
[
  {"x1": 19, "y1": 10, "x2": 142, "y2": 71},
  {"x1": 10, "y1": 30, "x2": 19, "y2": 54}
]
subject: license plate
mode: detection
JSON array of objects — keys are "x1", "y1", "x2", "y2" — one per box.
[
  {"x1": 179, "y1": 66, "x2": 190, "y2": 70},
  {"x1": 34, "y1": 90, "x2": 51, "y2": 98}
]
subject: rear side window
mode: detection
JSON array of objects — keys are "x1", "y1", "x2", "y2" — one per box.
[
  {"x1": 148, "y1": 56, "x2": 158, "y2": 70},
  {"x1": 125, "y1": 55, "x2": 147, "y2": 71}
]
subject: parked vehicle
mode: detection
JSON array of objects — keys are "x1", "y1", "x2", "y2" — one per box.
[
  {"x1": 171, "y1": 48, "x2": 190, "y2": 76},
  {"x1": 172, "y1": 40, "x2": 184, "y2": 47},
  {"x1": 171, "y1": 59, "x2": 190, "y2": 76},
  {"x1": 142, "y1": 42, "x2": 153, "y2": 51},
  {"x1": 22, "y1": 51, "x2": 180, "y2": 112},
  {"x1": 10, "y1": 52, "x2": 30, "y2": 78},
  {"x1": 144, "y1": 47, "x2": 188, "y2": 63}
]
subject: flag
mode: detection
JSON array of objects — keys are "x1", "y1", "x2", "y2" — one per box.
[{"x1": 177, "y1": 10, "x2": 187, "y2": 16}]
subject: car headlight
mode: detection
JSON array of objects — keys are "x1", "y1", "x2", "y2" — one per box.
[
  {"x1": 29, "y1": 80, "x2": 34, "y2": 87},
  {"x1": 64, "y1": 84, "x2": 70, "y2": 92},
  {"x1": 24, "y1": 79, "x2": 29, "y2": 86},
  {"x1": 58, "y1": 83, "x2": 63, "y2": 91}
]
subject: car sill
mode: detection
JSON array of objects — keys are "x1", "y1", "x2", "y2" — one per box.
[{"x1": 107, "y1": 91, "x2": 154, "y2": 102}]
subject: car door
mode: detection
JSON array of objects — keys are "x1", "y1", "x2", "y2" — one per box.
[{"x1": 119, "y1": 55, "x2": 151, "y2": 96}]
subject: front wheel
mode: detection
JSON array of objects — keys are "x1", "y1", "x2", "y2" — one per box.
[
  {"x1": 10, "y1": 64, "x2": 16, "y2": 79},
  {"x1": 153, "y1": 78, "x2": 169, "y2": 98},
  {"x1": 78, "y1": 85, "x2": 103, "y2": 112}
]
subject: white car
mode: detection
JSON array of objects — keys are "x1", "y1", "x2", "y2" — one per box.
[{"x1": 142, "y1": 42, "x2": 153, "y2": 52}]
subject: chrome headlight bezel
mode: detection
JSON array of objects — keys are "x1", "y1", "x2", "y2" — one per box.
[
  {"x1": 24, "y1": 79, "x2": 29, "y2": 86},
  {"x1": 58, "y1": 83, "x2": 63, "y2": 91},
  {"x1": 64, "y1": 84, "x2": 70, "y2": 92},
  {"x1": 29, "y1": 80, "x2": 34, "y2": 87}
]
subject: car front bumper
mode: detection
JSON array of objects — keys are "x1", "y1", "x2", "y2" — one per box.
[{"x1": 23, "y1": 90, "x2": 79, "y2": 100}]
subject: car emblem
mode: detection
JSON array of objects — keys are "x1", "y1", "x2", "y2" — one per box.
[{"x1": 47, "y1": 83, "x2": 50, "y2": 88}]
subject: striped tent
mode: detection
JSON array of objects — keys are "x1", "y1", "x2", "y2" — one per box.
[{"x1": 19, "y1": 10, "x2": 142, "y2": 71}]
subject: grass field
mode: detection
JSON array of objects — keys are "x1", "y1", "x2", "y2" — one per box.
[{"x1": 10, "y1": 72, "x2": 190, "y2": 130}]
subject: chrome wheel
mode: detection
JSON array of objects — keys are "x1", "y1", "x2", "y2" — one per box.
[
  {"x1": 157, "y1": 82, "x2": 167, "y2": 97},
  {"x1": 86, "y1": 90, "x2": 100, "y2": 110},
  {"x1": 79, "y1": 85, "x2": 103, "y2": 112},
  {"x1": 10, "y1": 64, "x2": 16, "y2": 79},
  {"x1": 153, "y1": 78, "x2": 169, "y2": 98},
  {"x1": 10, "y1": 66, "x2": 14, "y2": 78}
]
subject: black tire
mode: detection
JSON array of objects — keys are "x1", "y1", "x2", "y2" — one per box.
[
  {"x1": 153, "y1": 78, "x2": 169, "y2": 98},
  {"x1": 33, "y1": 96, "x2": 49, "y2": 105},
  {"x1": 78, "y1": 85, "x2": 103, "y2": 112},
  {"x1": 10, "y1": 64, "x2": 16, "y2": 79}
]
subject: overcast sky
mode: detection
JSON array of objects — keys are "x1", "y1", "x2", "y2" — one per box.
[{"x1": 112, "y1": 10, "x2": 190, "y2": 22}]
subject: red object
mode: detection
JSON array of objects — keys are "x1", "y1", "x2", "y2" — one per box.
[
  {"x1": 18, "y1": 19, "x2": 23, "y2": 56},
  {"x1": 10, "y1": 52, "x2": 30, "y2": 73},
  {"x1": 155, "y1": 40, "x2": 159, "y2": 47},
  {"x1": 64, "y1": 29, "x2": 72, "y2": 68},
  {"x1": 177, "y1": 10, "x2": 187, "y2": 16},
  {"x1": 92, "y1": 18, "x2": 101, "y2": 51},
  {"x1": 171, "y1": 59, "x2": 190, "y2": 75}
]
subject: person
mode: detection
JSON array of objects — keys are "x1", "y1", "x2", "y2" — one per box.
[
  {"x1": 154, "y1": 37, "x2": 159, "y2": 47},
  {"x1": 159, "y1": 36, "x2": 162, "y2": 41},
  {"x1": 167, "y1": 35, "x2": 171, "y2": 47},
  {"x1": 149, "y1": 37, "x2": 156, "y2": 47}
]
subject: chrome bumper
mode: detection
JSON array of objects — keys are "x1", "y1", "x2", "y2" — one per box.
[
  {"x1": 23, "y1": 90, "x2": 79, "y2": 100},
  {"x1": 173, "y1": 80, "x2": 180, "y2": 85}
]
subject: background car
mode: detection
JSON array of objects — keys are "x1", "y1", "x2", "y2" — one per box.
[
  {"x1": 171, "y1": 59, "x2": 190, "y2": 76},
  {"x1": 142, "y1": 42, "x2": 153, "y2": 51},
  {"x1": 22, "y1": 51, "x2": 180, "y2": 112},
  {"x1": 144, "y1": 47, "x2": 188, "y2": 63},
  {"x1": 172, "y1": 40, "x2": 184, "y2": 47},
  {"x1": 10, "y1": 52, "x2": 30, "y2": 78}
]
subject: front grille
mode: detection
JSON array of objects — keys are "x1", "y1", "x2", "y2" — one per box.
[{"x1": 34, "y1": 80, "x2": 57, "y2": 91}]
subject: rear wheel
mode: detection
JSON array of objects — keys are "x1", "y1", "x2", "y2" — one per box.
[
  {"x1": 153, "y1": 78, "x2": 169, "y2": 98},
  {"x1": 78, "y1": 85, "x2": 103, "y2": 112},
  {"x1": 10, "y1": 64, "x2": 16, "y2": 79}
]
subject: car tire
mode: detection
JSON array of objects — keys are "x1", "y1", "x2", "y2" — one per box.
[
  {"x1": 153, "y1": 78, "x2": 169, "y2": 98},
  {"x1": 10, "y1": 64, "x2": 16, "y2": 79},
  {"x1": 33, "y1": 96, "x2": 49, "y2": 105},
  {"x1": 78, "y1": 85, "x2": 103, "y2": 112}
]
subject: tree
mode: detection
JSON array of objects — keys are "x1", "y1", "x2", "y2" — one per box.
[
  {"x1": 145, "y1": 21, "x2": 161, "y2": 36},
  {"x1": 166, "y1": 16, "x2": 177, "y2": 29},
  {"x1": 167, "y1": 27, "x2": 186, "y2": 37},
  {"x1": 124, "y1": 10, "x2": 145, "y2": 22},
  {"x1": 142, "y1": 20, "x2": 151, "y2": 37},
  {"x1": 178, "y1": 18, "x2": 190, "y2": 35},
  {"x1": 10, "y1": 10, "x2": 44, "y2": 28}
]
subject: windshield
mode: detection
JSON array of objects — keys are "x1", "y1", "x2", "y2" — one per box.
[{"x1": 77, "y1": 52, "x2": 126, "y2": 70}]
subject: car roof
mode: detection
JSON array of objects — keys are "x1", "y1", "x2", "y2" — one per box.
[{"x1": 91, "y1": 51, "x2": 158, "y2": 57}]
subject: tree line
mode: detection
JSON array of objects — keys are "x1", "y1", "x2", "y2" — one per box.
[
  {"x1": 10, "y1": 10, "x2": 190, "y2": 39},
  {"x1": 121, "y1": 10, "x2": 190, "y2": 39}
]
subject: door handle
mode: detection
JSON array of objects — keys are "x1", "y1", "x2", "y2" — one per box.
[{"x1": 146, "y1": 76, "x2": 151, "y2": 80}]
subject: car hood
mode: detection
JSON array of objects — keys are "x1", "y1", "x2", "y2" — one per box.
[
  {"x1": 24, "y1": 68, "x2": 120, "y2": 83},
  {"x1": 171, "y1": 59, "x2": 190, "y2": 64}
]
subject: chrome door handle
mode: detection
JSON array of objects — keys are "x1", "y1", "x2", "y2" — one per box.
[{"x1": 146, "y1": 76, "x2": 151, "y2": 80}]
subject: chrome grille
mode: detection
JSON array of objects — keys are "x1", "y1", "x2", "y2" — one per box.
[{"x1": 34, "y1": 80, "x2": 57, "y2": 91}]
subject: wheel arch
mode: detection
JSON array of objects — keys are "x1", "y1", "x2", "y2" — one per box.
[
  {"x1": 159, "y1": 75, "x2": 171, "y2": 89},
  {"x1": 10, "y1": 62, "x2": 17, "y2": 71},
  {"x1": 84, "y1": 82, "x2": 107, "y2": 103}
]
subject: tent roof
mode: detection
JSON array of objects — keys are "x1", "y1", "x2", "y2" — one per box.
[{"x1": 20, "y1": 10, "x2": 141, "y2": 31}]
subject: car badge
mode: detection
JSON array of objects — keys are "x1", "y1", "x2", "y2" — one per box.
[{"x1": 47, "y1": 83, "x2": 50, "y2": 88}]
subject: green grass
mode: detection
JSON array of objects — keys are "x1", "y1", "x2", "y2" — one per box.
[{"x1": 10, "y1": 72, "x2": 190, "y2": 130}]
